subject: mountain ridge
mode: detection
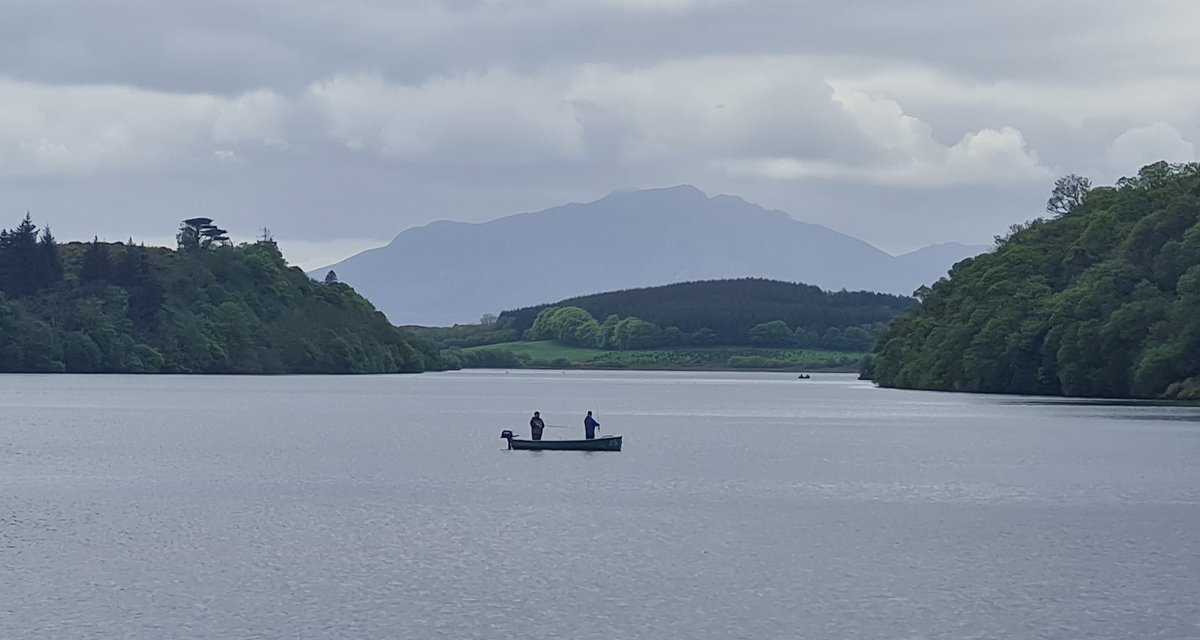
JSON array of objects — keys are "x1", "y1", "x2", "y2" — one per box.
[{"x1": 315, "y1": 185, "x2": 987, "y2": 325}]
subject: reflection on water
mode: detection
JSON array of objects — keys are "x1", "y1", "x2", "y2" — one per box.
[
  {"x1": 999, "y1": 397, "x2": 1200, "y2": 423},
  {"x1": 2, "y1": 371, "x2": 1199, "y2": 639}
]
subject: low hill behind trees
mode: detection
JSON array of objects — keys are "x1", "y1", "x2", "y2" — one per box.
[
  {"x1": 413, "y1": 278, "x2": 915, "y2": 360},
  {"x1": 501, "y1": 278, "x2": 916, "y2": 347}
]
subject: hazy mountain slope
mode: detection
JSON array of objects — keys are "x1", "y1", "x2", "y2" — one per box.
[
  {"x1": 316, "y1": 186, "x2": 985, "y2": 325},
  {"x1": 894, "y1": 242, "x2": 991, "y2": 288}
]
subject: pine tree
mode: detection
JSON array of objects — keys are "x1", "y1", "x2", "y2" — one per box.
[
  {"x1": 80, "y1": 237, "x2": 112, "y2": 284},
  {"x1": 0, "y1": 227, "x2": 11, "y2": 295},
  {"x1": 0, "y1": 214, "x2": 44, "y2": 297},
  {"x1": 38, "y1": 226, "x2": 63, "y2": 289}
]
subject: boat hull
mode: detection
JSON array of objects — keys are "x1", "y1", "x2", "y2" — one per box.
[{"x1": 502, "y1": 433, "x2": 622, "y2": 451}]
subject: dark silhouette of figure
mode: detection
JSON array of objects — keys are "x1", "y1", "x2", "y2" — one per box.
[
  {"x1": 584, "y1": 411, "x2": 599, "y2": 440},
  {"x1": 530, "y1": 411, "x2": 545, "y2": 441}
]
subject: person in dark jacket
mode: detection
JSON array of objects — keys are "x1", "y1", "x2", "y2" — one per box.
[
  {"x1": 529, "y1": 411, "x2": 545, "y2": 441},
  {"x1": 583, "y1": 411, "x2": 599, "y2": 440}
]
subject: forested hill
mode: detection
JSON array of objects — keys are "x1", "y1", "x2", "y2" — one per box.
[
  {"x1": 867, "y1": 162, "x2": 1200, "y2": 399},
  {"x1": 0, "y1": 216, "x2": 444, "y2": 374},
  {"x1": 501, "y1": 278, "x2": 916, "y2": 344}
]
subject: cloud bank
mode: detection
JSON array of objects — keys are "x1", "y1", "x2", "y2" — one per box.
[{"x1": 3, "y1": 1, "x2": 1199, "y2": 264}]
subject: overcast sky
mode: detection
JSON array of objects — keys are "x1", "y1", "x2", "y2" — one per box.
[{"x1": 3, "y1": 0, "x2": 1199, "y2": 267}]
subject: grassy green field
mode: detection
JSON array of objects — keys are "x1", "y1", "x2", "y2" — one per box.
[{"x1": 458, "y1": 340, "x2": 865, "y2": 371}]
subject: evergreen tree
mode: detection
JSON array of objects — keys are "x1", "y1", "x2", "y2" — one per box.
[
  {"x1": 38, "y1": 226, "x2": 63, "y2": 289},
  {"x1": 0, "y1": 214, "x2": 51, "y2": 297},
  {"x1": 177, "y1": 218, "x2": 230, "y2": 251},
  {"x1": 79, "y1": 237, "x2": 112, "y2": 284}
]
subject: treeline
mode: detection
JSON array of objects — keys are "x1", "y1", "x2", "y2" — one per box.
[
  {"x1": 403, "y1": 320, "x2": 520, "y2": 350},
  {"x1": 0, "y1": 215, "x2": 444, "y2": 374},
  {"x1": 867, "y1": 162, "x2": 1200, "y2": 399},
  {"x1": 525, "y1": 305, "x2": 880, "y2": 351},
  {"x1": 500, "y1": 278, "x2": 914, "y2": 347},
  {"x1": 453, "y1": 345, "x2": 862, "y2": 371}
]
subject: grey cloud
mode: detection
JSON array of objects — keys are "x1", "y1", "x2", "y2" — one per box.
[
  {"x1": 8, "y1": 1, "x2": 1194, "y2": 94},
  {"x1": 2, "y1": 0, "x2": 1198, "y2": 268}
]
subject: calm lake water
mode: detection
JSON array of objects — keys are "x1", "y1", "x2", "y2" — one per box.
[{"x1": 2, "y1": 371, "x2": 1199, "y2": 639}]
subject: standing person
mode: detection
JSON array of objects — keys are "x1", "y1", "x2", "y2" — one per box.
[
  {"x1": 529, "y1": 411, "x2": 545, "y2": 441},
  {"x1": 583, "y1": 411, "x2": 600, "y2": 440}
]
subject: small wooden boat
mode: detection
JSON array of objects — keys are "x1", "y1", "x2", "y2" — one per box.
[{"x1": 501, "y1": 430, "x2": 622, "y2": 451}]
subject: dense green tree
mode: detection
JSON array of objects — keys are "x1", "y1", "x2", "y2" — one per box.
[
  {"x1": 0, "y1": 293, "x2": 63, "y2": 372},
  {"x1": 529, "y1": 306, "x2": 602, "y2": 347},
  {"x1": 614, "y1": 316, "x2": 662, "y2": 349},
  {"x1": 0, "y1": 217, "x2": 444, "y2": 375},
  {"x1": 1047, "y1": 174, "x2": 1092, "y2": 217},
  {"x1": 457, "y1": 347, "x2": 524, "y2": 368},
  {"x1": 662, "y1": 326, "x2": 686, "y2": 346},
  {"x1": 597, "y1": 314, "x2": 621, "y2": 349},
  {"x1": 870, "y1": 162, "x2": 1200, "y2": 398},
  {"x1": 749, "y1": 320, "x2": 794, "y2": 346},
  {"x1": 840, "y1": 326, "x2": 875, "y2": 352},
  {"x1": 63, "y1": 331, "x2": 103, "y2": 372}
]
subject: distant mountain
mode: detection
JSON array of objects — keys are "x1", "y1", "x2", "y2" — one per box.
[
  {"x1": 315, "y1": 186, "x2": 986, "y2": 325},
  {"x1": 895, "y1": 242, "x2": 988, "y2": 281}
]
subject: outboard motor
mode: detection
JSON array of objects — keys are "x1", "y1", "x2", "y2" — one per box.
[{"x1": 500, "y1": 430, "x2": 514, "y2": 449}]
